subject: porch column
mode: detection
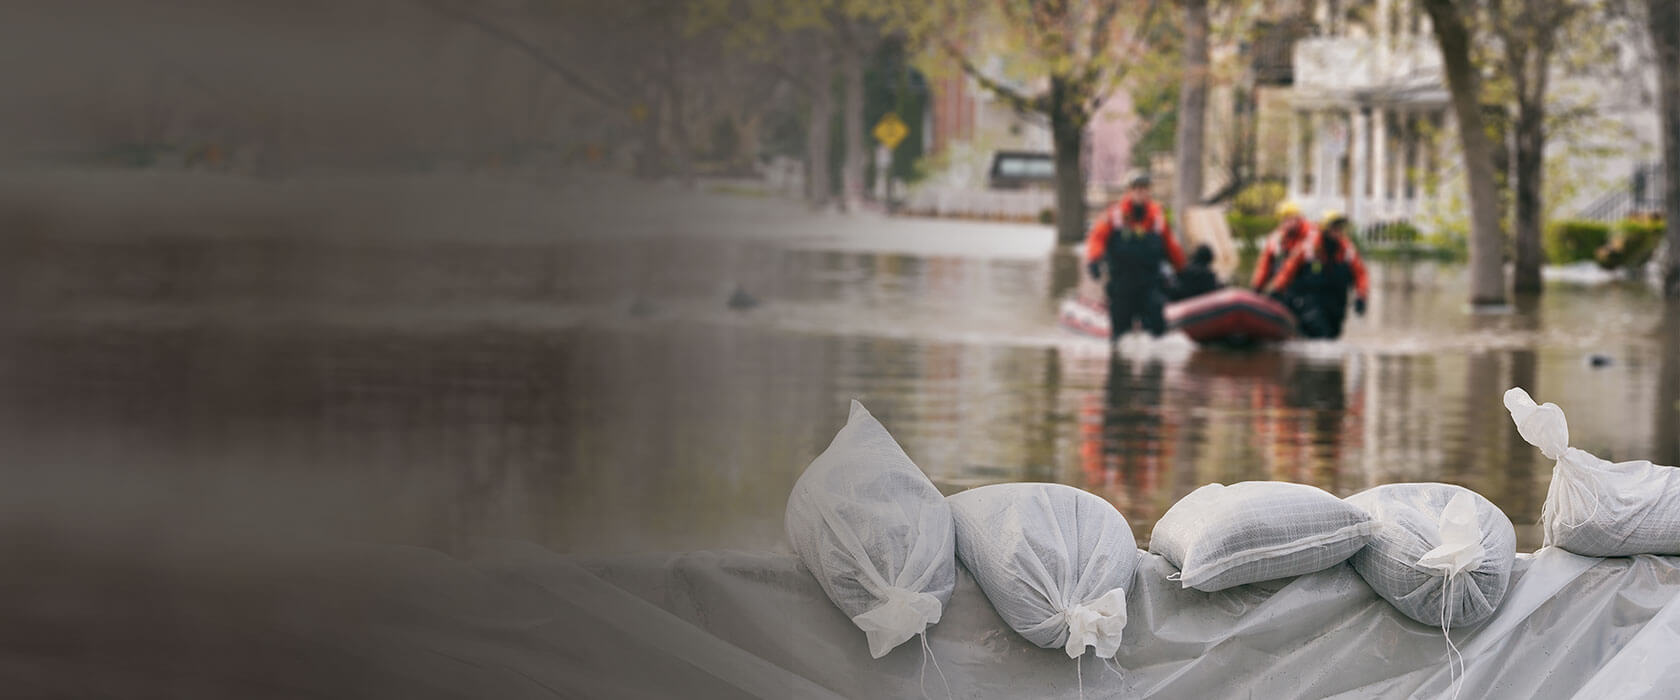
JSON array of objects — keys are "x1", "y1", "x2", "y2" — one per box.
[
  {"x1": 1312, "y1": 111, "x2": 1328, "y2": 202},
  {"x1": 1288, "y1": 109, "x2": 1304, "y2": 200},
  {"x1": 1351, "y1": 107, "x2": 1370, "y2": 225},
  {"x1": 1371, "y1": 108, "x2": 1387, "y2": 218}
]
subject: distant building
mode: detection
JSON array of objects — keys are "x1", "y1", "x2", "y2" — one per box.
[
  {"x1": 1280, "y1": 0, "x2": 1451, "y2": 227},
  {"x1": 1268, "y1": 0, "x2": 1662, "y2": 230}
]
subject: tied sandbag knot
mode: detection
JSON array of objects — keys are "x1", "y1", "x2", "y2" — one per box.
[
  {"x1": 1059, "y1": 587, "x2": 1128, "y2": 659},
  {"x1": 853, "y1": 587, "x2": 944, "y2": 659},
  {"x1": 1417, "y1": 492, "x2": 1486, "y2": 579},
  {"x1": 1504, "y1": 387, "x2": 1604, "y2": 536},
  {"x1": 1416, "y1": 491, "x2": 1485, "y2": 700}
]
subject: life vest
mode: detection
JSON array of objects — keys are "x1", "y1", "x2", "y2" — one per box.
[
  {"x1": 1255, "y1": 222, "x2": 1314, "y2": 289},
  {"x1": 1104, "y1": 223, "x2": 1166, "y2": 290},
  {"x1": 1291, "y1": 236, "x2": 1355, "y2": 306}
]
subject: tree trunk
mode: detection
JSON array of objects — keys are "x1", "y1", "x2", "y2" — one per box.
[
  {"x1": 1050, "y1": 78, "x2": 1088, "y2": 245},
  {"x1": 1174, "y1": 0, "x2": 1210, "y2": 223},
  {"x1": 1660, "y1": 305, "x2": 1680, "y2": 466},
  {"x1": 731, "y1": 111, "x2": 763, "y2": 174},
  {"x1": 840, "y1": 45, "x2": 867, "y2": 212},
  {"x1": 1651, "y1": 0, "x2": 1680, "y2": 299},
  {"x1": 806, "y1": 45, "x2": 834, "y2": 209},
  {"x1": 1512, "y1": 98, "x2": 1546, "y2": 293},
  {"x1": 634, "y1": 90, "x2": 666, "y2": 179},
  {"x1": 1422, "y1": 0, "x2": 1508, "y2": 305},
  {"x1": 665, "y1": 60, "x2": 693, "y2": 189}
]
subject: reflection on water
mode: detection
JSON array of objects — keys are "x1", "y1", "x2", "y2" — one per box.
[{"x1": 6, "y1": 226, "x2": 1680, "y2": 554}]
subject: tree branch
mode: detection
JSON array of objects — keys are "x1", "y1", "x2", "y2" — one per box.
[
  {"x1": 414, "y1": 0, "x2": 625, "y2": 110},
  {"x1": 942, "y1": 40, "x2": 1048, "y2": 113},
  {"x1": 1088, "y1": 0, "x2": 1123, "y2": 60}
]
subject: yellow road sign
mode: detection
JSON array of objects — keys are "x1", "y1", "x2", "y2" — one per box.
[{"x1": 873, "y1": 112, "x2": 908, "y2": 151}]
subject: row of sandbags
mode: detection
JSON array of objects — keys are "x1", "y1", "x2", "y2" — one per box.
[{"x1": 783, "y1": 389, "x2": 1680, "y2": 663}]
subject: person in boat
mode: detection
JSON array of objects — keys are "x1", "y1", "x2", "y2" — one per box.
[
  {"x1": 1267, "y1": 212, "x2": 1370, "y2": 339},
  {"x1": 1084, "y1": 174, "x2": 1187, "y2": 341},
  {"x1": 1168, "y1": 244, "x2": 1222, "y2": 301},
  {"x1": 1251, "y1": 200, "x2": 1315, "y2": 292}
]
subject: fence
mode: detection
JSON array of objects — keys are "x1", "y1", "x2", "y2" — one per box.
[
  {"x1": 900, "y1": 187, "x2": 1056, "y2": 222},
  {"x1": 1577, "y1": 161, "x2": 1666, "y2": 223}
]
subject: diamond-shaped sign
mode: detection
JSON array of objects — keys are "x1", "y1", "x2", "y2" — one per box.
[{"x1": 873, "y1": 112, "x2": 908, "y2": 151}]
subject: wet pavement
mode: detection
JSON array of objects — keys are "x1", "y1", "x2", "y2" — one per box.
[{"x1": 5, "y1": 194, "x2": 1680, "y2": 555}]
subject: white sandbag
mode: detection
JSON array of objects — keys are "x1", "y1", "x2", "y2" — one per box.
[
  {"x1": 1149, "y1": 481, "x2": 1376, "y2": 592},
  {"x1": 947, "y1": 483, "x2": 1139, "y2": 658},
  {"x1": 1506, "y1": 387, "x2": 1680, "y2": 556},
  {"x1": 784, "y1": 400, "x2": 957, "y2": 658},
  {"x1": 1346, "y1": 483, "x2": 1516, "y2": 627}
]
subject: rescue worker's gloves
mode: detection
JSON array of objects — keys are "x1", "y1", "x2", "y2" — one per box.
[
  {"x1": 1354, "y1": 297, "x2": 1367, "y2": 316},
  {"x1": 1087, "y1": 260, "x2": 1102, "y2": 280}
]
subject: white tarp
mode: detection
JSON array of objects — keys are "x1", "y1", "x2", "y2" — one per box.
[
  {"x1": 434, "y1": 542, "x2": 1680, "y2": 699},
  {"x1": 34, "y1": 537, "x2": 1677, "y2": 698}
]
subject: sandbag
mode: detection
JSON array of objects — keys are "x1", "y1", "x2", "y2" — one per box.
[
  {"x1": 784, "y1": 400, "x2": 957, "y2": 658},
  {"x1": 1346, "y1": 483, "x2": 1516, "y2": 627},
  {"x1": 947, "y1": 483, "x2": 1139, "y2": 658},
  {"x1": 1506, "y1": 387, "x2": 1680, "y2": 556},
  {"x1": 1150, "y1": 481, "x2": 1375, "y2": 592}
]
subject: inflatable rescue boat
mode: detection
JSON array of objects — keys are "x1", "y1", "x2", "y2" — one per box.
[{"x1": 1059, "y1": 288, "x2": 1296, "y2": 345}]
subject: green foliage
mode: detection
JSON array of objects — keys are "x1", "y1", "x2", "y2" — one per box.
[
  {"x1": 1231, "y1": 180, "x2": 1286, "y2": 217},
  {"x1": 1596, "y1": 218, "x2": 1667, "y2": 269},
  {"x1": 1619, "y1": 219, "x2": 1666, "y2": 262},
  {"x1": 1386, "y1": 221, "x2": 1422, "y2": 242},
  {"x1": 1420, "y1": 226, "x2": 1469, "y2": 261},
  {"x1": 1130, "y1": 74, "x2": 1179, "y2": 168},
  {"x1": 1226, "y1": 213, "x2": 1277, "y2": 249},
  {"x1": 1545, "y1": 219, "x2": 1612, "y2": 264}
]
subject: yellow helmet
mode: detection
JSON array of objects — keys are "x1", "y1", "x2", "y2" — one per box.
[
  {"x1": 1275, "y1": 200, "x2": 1302, "y2": 218},
  {"x1": 1319, "y1": 209, "x2": 1342, "y2": 224}
]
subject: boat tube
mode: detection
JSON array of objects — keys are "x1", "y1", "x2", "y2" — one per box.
[{"x1": 1059, "y1": 288, "x2": 1296, "y2": 345}]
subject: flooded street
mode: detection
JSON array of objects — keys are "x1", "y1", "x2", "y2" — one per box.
[{"x1": 5, "y1": 186, "x2": 1679, "y2": 556}]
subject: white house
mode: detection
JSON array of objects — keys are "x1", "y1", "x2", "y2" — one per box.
[{"x1": 1284, "y1": 0, "x2": 1663, "y2": 230}]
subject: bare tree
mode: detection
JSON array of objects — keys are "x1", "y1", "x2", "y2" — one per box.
[
  {"x1": 1495, "y1": 0, "x2": 1587, "y2": 294},
  {"x1": 834, "y1": 18, "x2": 885, "y2": 211},
  {"x1": 1421, "y1": 0, "x2": 1508, "y2": 306},
  {"x1": 1650, "y1": 0, "x2": 1680, "y2": 299},
  {"x1": 415, "y1": 0, "x2": 695, "y2": 179},
  {"x1": 1174, "y1": 0, "x2": 1210, "y2": 221},
  {"x1": 942, "y1": 0, "x2": 1162, "y2": 244},
  {"x1": 807, "y1": 42, "x2": 836, "y2": 208}
]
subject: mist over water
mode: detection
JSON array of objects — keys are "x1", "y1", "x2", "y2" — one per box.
[{"x1": 7, "y1": 177, "x2": 1677, "y2": 562}]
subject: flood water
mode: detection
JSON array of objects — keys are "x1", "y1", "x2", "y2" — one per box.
[{"x1": 6, "y1": 196, "x2": 1680, "y2": 556}]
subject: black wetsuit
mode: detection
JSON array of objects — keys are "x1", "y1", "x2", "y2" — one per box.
[
  {"x1": 1286, "y1": 239, "x2": 1354, "y2": 339},
  {"x1": 1104, "y1": 227, "x2": 1168, "y2": 339}
]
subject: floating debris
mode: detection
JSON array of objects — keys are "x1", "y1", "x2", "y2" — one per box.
[{"x1": 727, "y1": 285, "x2": 760, "y2": 310}]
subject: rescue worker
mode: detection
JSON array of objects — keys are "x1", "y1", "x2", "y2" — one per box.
[
  {"x1": 1267, "y1": 212, "x2": 1370, "y2": 339},
  {"x1": 1251, "y1": 200, "x2": 1315, "y2": 292},
  {"x1": 1168, "y1": 244, "x2": 1222, "y2": 301},
  {"x1": 1084, "y1": 175, "x2": 1187, "y2": 341}
]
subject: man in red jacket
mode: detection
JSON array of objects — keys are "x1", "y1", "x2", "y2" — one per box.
[
  {"x1": 1084, "y1": 175, "x2": 1187, "y2": 341},
  {"x1": 1252, "y1": 200, "x2": 1315, "y2": 292},
  {"x1": 1268, "y1": 212, "x2": 1370, "y2": 338}
]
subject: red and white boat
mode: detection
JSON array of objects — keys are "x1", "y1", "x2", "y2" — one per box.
[{"x1": 1059, "y1": 287, "x2": 1296, "y2": 345}]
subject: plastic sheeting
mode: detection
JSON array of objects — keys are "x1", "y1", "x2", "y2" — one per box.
[
  {"x1": 48, "y1": 539, "x2": 1673, "y2": 698},
  {"x1": 490, "y1": 543, "x2": 1680, "y2": 699}
]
